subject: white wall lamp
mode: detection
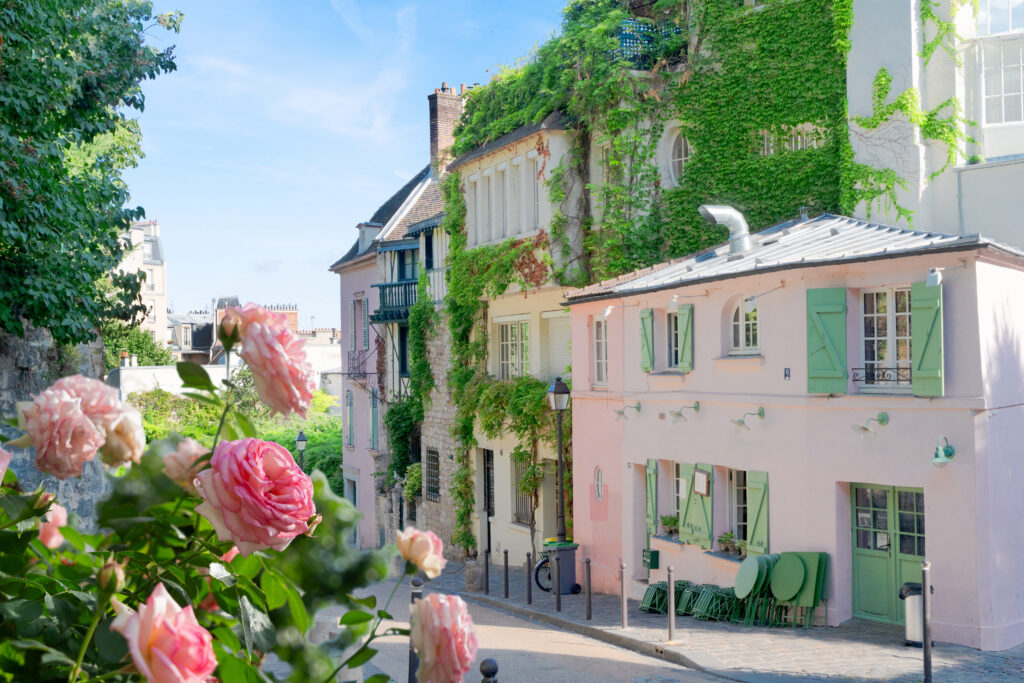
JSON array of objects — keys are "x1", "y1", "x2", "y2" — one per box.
[
  {"x1": 731, "y1": 407, "x2": 765, "y2": 431},
  {"x1": 668, "y1": 291, "x2": 710, "y2": 312},
  {"x1": 670, "y1": 401, "x2": 701, "y2": 423},
  {"x1": 614, "y1": 402, "x2": 642, "y2": 420},
  {"x1": 742, "y1": 283, "x2": 785, "y2": 313},
  {"x1": 932, "y1": 436, "x2": 956, "y2": 467},
  {"x1": 851, "y1": 412, "x2": 889, "y2": 438},
  {"x1": 926, "y1": 261, "x2": 967, "y2": 287}
]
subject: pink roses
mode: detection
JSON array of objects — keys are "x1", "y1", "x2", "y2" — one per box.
[
  {"x1": 111, "y1": 583, "x2": 217, "y2": 683},
  {"x1": 162, "y1": 437, "x2": 210, "y2": 494},
  {"x1": 410, "y1": 593, "x2": 478, "y2": 683},
  {"x1": 220, "y1": 303, "x2": 315, "y2": 417},
  {"x1": 397, "y1": 527, "x2": 446, "y2": 579},
  {"x1": 37, "y1": 499, "x2": 68, "y2": 549},
  {"x1": 194, "y1": 438, "x2": 315, "y2": 556}
]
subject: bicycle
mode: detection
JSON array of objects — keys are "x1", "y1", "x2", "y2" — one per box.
[{"x1": 534, "y1": 554, "x2": 582, "y2": 593}]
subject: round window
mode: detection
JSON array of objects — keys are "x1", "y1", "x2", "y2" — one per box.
[{"x1": 594, "y1": 467, "x2": 604, "y2": 501}]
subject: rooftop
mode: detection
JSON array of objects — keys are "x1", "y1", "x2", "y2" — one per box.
[{"x1": 449, "y1": 111, "x2": 572, "y2": 170}]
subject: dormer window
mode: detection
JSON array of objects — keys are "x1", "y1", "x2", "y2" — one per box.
[{"x1": 730, "y1": 301, "x2": 759, "y2": 354}]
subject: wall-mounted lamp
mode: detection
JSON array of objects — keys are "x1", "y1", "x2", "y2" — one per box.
[
  {"x1": 614, "y1": 402, "x2": 642, "y2": 420},
  {"x1": 669, "y1": 401, "x2": 701, "y2": 423},
  {"x1": 669, "y1": 295, "x2": 679, "y2": 312},
  {"x1": 926, "y1": 262, "x2": 967, "y2": 287},
  {"x1": 742, "y1": 283, "x2": 786, "y2": 314},
  {"x1": 851, "y1": 412, "x2": 889, "y2": 438},
  {"x1": 602, "y1": 305, "x2": 614, "y2": 319},
  {"x1": 731, "y1": 407, "x2": 765, "y2": 431},
  {"x1": 932, "y1": 436, "x2": 955, "y2": 467}
]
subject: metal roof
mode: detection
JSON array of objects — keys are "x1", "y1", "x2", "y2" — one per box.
[{"x1": 566, "y1": 213, "x2": 1024, "y2": 303}]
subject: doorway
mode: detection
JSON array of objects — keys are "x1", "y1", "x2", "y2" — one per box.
[
  {"x1": 483, "y1": 449, "x2": 495, "y2": 554},
  {"x1": 851, "y1": 485, "x2": 925, "y2": 623},
  {"x1": 344, "y1": 474, "x2": 358, "y2": 548}
]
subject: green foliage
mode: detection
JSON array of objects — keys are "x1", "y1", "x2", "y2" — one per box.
[
  {"x1": 382, "y1": 398, "x2": 419, "y2": 483},
  {"x1": 130, "y1": 388, "x2": 223, "y2": 441},
  {"x1": 403, "y1": 463, "x2": 422, "y2": 503},
  {"x1": 0, "y1": 1, "x2": 180, "y2": 345},
  {"x1": 100, "y1": 319, "x2": 175, "y2": 371}
]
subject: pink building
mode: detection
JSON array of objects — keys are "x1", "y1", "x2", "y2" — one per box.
[{"x1": 566, "y1": 207, "x2": 1024, "y2": 650}]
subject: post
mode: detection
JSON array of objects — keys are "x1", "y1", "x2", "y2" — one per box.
[
  {"x1": 480, "y1": 658, "x2": 498, "y2": 683},
  {"x1": 620, "y1": 562, "x2": 628, "y2": 629},
  {"x1": 585, "y1": 557, "x2": 592, "y2": 621},
  {"x1": 503, "y1": 549, "x2": 509, "y2": 599},
  {"x1": 922, "y1": 560, "x2": 932, "y2": 683},
  {"x1": 408, "y1": 577, "x2": 423, "y2": 682},
  {"x1": 484, "y1": 551, "x2": 490, "y2": 595},
  {"x1": 526, "y1": 552, "x2": 532, "y2": 605},
  {"x1": 556, "y1": 410, "x2": 566, "y2": 542},
  {"x1": 554, "y1": 552, "x2": 562, "y2": 612},
  {"x1": 667, "y1": 566, "x2": 676, "y2": 642}
]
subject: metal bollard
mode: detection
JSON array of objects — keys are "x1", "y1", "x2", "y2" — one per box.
[
  {"x1": 480, "y1": 658, "x2": 499, "y2": 683},
  {"x1": 585, "y1": 557, "x2": 592, "y2": 621},
  {"x1": 667, "y1": 566, "x2": 676, "y2": 642},
  {"x1": 409, "y1": 577, "x2": 423, "y2": 682},
  {"x1": 526, "y1": 552, "x2": 532, "y2": 605},
  {"x1": 484, "y1": 550, "x2": 490, "y2": 595},
  {"x1": 923, "y1": 560, "x2": 932, "y2": 683},
  {"x1": 554, "y1": 552, "x2": 562, "y2": 612},
  {"x1": 503, "y1": 549, "x2": 509, "y2": 599},
  {"x1": 620, "y1": 562, "x2": 628, "y2": 629}
]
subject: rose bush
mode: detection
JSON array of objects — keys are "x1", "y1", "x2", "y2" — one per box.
[
  {"x1": 162, "y1": 436, "x2": 209, "y2": 494},
  {"x1": 410, "y1": 593, "x2": 479, "y2": 683},
  {"x1": 397, "y1": 526, "x2": 447, "y2": 579}
]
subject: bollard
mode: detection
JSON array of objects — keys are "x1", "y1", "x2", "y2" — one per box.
[
  {"x1": 480, "y1": 658, "x2": 499, "y2": 683},
  {"x1": 503, "y1": 549, "x2": 509, "y2": 599},
  {"x1": 620, "y1": 562, "x2": 628, "y2": 629},
  {"x1": 526, "y1": 552, "x2": 532, "y2": 605},
  {"x1": 408, "y1": 577, "x2": 423, "y2": 682},
  {"x1": 484, "y1": 550, "x2": 490, "y2": 595},
  {"x1": 554, "y1": 552, "x2": 562, "y2": 612},
  {"x1": 667, "y1": 566, "x2": 676, "y2": 642},
  {"x1": 922, "y1": 560, "x2": 932, "y2": 683},
  {"x1": 585, "y1": 557, "x2": 592, "y2": 621}
]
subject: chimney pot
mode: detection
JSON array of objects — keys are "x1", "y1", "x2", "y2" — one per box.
[{"x1": 460, "y1": 83, "x2": 466, "y2": 94}]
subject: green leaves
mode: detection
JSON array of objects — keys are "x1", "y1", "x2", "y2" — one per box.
[{"x1": 177, "y1": 362, "x2": 217, "y2": 392}]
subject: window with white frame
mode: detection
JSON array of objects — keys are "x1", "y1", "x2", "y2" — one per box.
[
  {"x1": 667, "y1": 312, "x2": 681, "y2": 367},
  {"x1": 861, "y1": 288, "x2": 912, "y2": 387},
  {"x1": 466, "y1": 180, "x2": 477, "y2": 245},
  {"x1": 509, "y1": 163, "x2": 520, "y2": 235},
  {"x1": 756, "y1": 130, "x2": 775, "y2": 156},
  {"x1": 982, "y1": 36, "x2": 1024, "y2": 124},
  {"x1": 671, "y1": 133, "x2": 690, "y2": 184},
  {"x1": 785, "y1": 123, "x2": 825, "y2": 151},
  {"x1": 530, "y1": 158, "x2": 541, "y2": 229},
  {"x1": 977, "y1": 0, "x2": 1024, "y2": 36},
  {"x1": 730, "y1": 301, "x2": 759, "y2": 354},
  {"x1": 146, "y1": 268, "x2": 155, "y2": 291},
  {"x1": 673, "y1": 463, "x2": 684, "y2": 515},
  {"x1": 497, "y1": 320, "x2": 529, "y2": 379},
  {"x1": 593, "y1": 318, "x2": 608, "y2": 385},
  {"x1": 182, "y1": 325, "x2": 191, "y2": 348},
  {"x1": 512, "y1": 458, "x2": 531, "y2": 525},
  {"x1": 728, "y1": 468, "x2": 748, "y2": 542},
  {"x1": 496, "y1": 168, "x2": 507, "y2": 239},
  {"x1": 481, "y1": 174, "x2": 492, "y2": 242}
]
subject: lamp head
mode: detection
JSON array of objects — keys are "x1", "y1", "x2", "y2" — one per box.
[
  {"x1": 547, "y1": 376, "x2": 570, "y2": 411},
  {"x1": 932, "y1": 437, "x2": 955, "y2": 467},
  {"x1": 731, "y1": 418, "x2": 749, "y2": 431},
  {"x1": 602, "y1": 305, "x2": 613, "y2": 319},
  {"x1": 742, "y1": 296, "x2": 757, "y2": 315},
  {"x1": 295, "y1": 430, "x2": 308, "y2": 453},
  {"x1": 851, "y1": 423, "x2": 876, "y2": 438},
  {"x1": 669, "y1": 294, "x2": 679, "y2": 312},
  {"x1": 926, "y1": 268, "x2": 943, "y2": 288}
]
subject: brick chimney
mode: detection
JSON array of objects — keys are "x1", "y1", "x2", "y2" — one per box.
[{"x1": 428, "y1": 81, "x2": 464, "y2": 171}]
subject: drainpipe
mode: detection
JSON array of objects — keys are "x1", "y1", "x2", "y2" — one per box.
[{"x1": 698, "y1": 204, "x2": 751, "y2": 254}]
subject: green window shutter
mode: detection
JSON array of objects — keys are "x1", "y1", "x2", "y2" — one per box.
[
  {"x1": 640, "y1": 308, "x2": 654, "y2": 372},
  {"x1": 370, "y1": 390, "x2": 378, "y2": 449},
  {"x1": 806, "y1": 288, "x2": 848, "y2": 394},
  {"x1": 645, "y1": 459, "x2": 658, "y2": 544},
  {"x1": 911, "y1": 282, "x2": 944, "y2": 397},
  {"x1": 679, "y1": 463, "x2": 713, "y2": 549},
  {"x1": 362, "y1": 297, "x2": 370, "y2": 350},
  {"x1": 678, "y1": 304, "x2": 694, "y2": 373},
  {"x1": 746, "y1": 471, "x2": 769, "y2": 556}
]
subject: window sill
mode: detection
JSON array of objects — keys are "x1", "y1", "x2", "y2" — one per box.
[{"x1": 856, "y1": 386, "x2": 913, "y2": 396}]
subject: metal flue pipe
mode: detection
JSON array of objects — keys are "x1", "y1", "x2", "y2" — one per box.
[{"x1": 698, "y1": 204, "x2": 751, "y2": 254}]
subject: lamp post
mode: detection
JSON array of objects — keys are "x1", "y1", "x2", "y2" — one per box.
[
  {"x1": 295, "y1": 430, "x2": 308, "y2": 470},
  {"x1": 548, "y1": 377, "x2": 570, "y2": 543}
]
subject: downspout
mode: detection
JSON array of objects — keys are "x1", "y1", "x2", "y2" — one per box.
[{"x1": 698, "y1": 204, "x2": 752, "y2": 253}]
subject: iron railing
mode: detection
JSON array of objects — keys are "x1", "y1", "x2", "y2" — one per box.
[
  {"x1": 851, "y1": 367, "x2": 912, "y2": 385},
  {"x1": 370, "y1": 280, "x2": 417, "y2": 321},
  {"x1": 345, "y1": 349, "x2": 372, "y2": 378}
]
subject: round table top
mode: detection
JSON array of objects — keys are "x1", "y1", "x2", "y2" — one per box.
[
  {"x1": 771, "y1": 553, "x2": 806, "y2": 602},
  {"x1": 734, "y1": 556, "x2": 761, "y2": 599}
]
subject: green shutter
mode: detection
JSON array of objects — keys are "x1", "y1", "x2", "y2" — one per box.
[
  {"x1": 645, "y1": 459, "x2": 658, "y2": 545},
  {"x1": 370, "y1": 390, "x2": 378, "y2": 449},
  {"x1": 911, "y1": 282, "x2": 944, "y2": 397},
  {"x1": 362, "y1": 297, "x2": 370, "y2": 350},
  {"x1": 679, "y1": 463, "x2": 713, "y2": 549},
  {"x1": 678, "y1": 304, "x2": 694, "y2": 372},
  {"x1": 746, "y1": 471, "x2": 769, "y2": 556},
  {"x1": 807, "y1": 288, "x2": 848, "y2": 394},
  {"x1": 640, "y1": 308, "x2": 654, "y2": 372}
]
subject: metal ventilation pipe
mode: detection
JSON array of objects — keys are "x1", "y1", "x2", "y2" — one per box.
[{"x1": 698, "y1": 204, "x2": 751, "y2": 254}]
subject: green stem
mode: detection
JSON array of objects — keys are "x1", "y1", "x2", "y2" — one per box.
[
  {"x1": 68, "y1": 598, "x2": 106, "y2": 682},
  {"x1": 210, "y1": 401, "x2": 232, "y2": 452}
]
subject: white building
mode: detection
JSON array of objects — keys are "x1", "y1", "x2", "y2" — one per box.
[{"x1": 118, "y1": 220, "x2": 169, "y2": 346}]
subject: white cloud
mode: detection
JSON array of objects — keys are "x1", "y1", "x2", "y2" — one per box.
[{"x1": 329, "y1": 0, "x2": 372, "y2": 39}]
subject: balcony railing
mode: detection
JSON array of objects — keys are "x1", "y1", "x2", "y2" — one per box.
[
  {"x1": 612, "y1": 18, "x2": 685, "y2": 70},
  {"x1": 851, "y1": 367, "x2": 912, "y2": 385},
  {"x1": 346, "y1": 349, "x2": 370, "y2": 378},
  {"x1": 370, "y1": 280, "x2": 417, "y2": 322}
]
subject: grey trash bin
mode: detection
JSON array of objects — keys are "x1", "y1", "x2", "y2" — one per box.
[{"x1": 899, "y1": 582, "x2": 923, "y2": 647}]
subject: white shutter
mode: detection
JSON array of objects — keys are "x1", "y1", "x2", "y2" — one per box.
[
  {"x1": 362, "y1": 297, "x2": 369, "y2": 350},
  {"x1": 546, "y1": 316, "x2": 571, "y2": 381}
]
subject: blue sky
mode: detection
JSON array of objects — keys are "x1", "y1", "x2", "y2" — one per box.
[{"x1": 125, "y1": 0, "x2": 564, "y2": 328}]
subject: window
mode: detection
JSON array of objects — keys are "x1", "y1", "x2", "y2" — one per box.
[
  {"x1": 398, "y1": 249, "x2": 418, "y2": 281},
  {"x1": 146, "y1": 269, "x2": 155, "y2": 291},
  {"x1": 345, "y1": 390, "x2": 354, "y2": 446},
  {"x1": 530, "y1": 158, "x2": 541, "y2": 229},
  {"x1": 756, "y1": 130, "x2": 775, "y2": 156},
  {"x1": 785, "y1": 123, "x2": 824, "y2": 151},
  {"x1": 593, "y1": 318, "x2": 608, "y2": 385},
  {"x1": 728, "y1": 469, "x2": 748, "y2": 542},
  {"x1": 861, "y1": 288, "x2": 912, "y2": 387},
  {"x1": 730, "y1": 301, "x2": 759, "y2": 354},
  {"x1": 671, "y1": 133, "x2": 690, "y2": 184},
  {"x1": 497, "y1": 320, "x2": 529, "y2": 379},
  {"x1": 594, "y1": 467, "x2": 604, "y2": 501},
  {"x1": 496, "y1": 168, "x2": 507, "y2": 239},
  {"x1": 424, "y1": 231, "x2": 434, "y2": 270},
  {"x1": 482, "y1": 174, "x2": 492, "y2": 242},
  {"x1": 425, "y1": 449, "x2": 440, "y2": 502},
  {"x1": 398, "y1": 325, "x2": 410, "y2": 377},
  {"x1": 512, "y1": 458, "x2": 532, "y2": 525},
  {"x1": 673, "y1": 464, "x2": 683, "y2": 515},
  {"x1": 667, "y1": 313, "x2": 680, "y2": 367},
  {"x1": 983, "y1": 37, "x2": 1024, "y2": 124},
  {"x1": 508, "y1": 164, "x2": 520, "y2": 234},
  {"x1": 977, "y1": 0, "x2": 1024, "y2": 35},
  {"x1": 182, "y1": 325, "x2": 191, "y2": 348},
  {"x1": 466, "y1": 180, "x2": 477, "y2": 245}
]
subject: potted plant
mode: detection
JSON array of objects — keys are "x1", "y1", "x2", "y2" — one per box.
[
  {"x1": 736, "y1": 539, "x2": 748, "y2": 560},
  {"x1": 717, "y1": 531, "x2": 737, "y2": 553},
  {"x1": 660, "y1": 514, "x2": 679, "y2": 536}
]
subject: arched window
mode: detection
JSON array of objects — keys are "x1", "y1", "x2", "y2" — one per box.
[
  {"x1": 671, "y1": 133, "x2": 690, "y2": 184},
  {"x1": 731, "y1": 300, "x2": 759, "y2": 354},
  {"x1": 594, "y1": 467, "x2": 604, "y2": 501}
]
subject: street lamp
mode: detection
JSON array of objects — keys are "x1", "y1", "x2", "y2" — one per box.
[
  {"x1": 548, "y1": 377, "x2": 570, "y2": 543},
  {"x1": 295, "y1": 430, "x2": 308, "y2": 470}
]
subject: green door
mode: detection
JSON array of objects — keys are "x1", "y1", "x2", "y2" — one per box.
[
  {"x1": 851, "y1": 485, "x2": 925, "y2": 623},
  {"x1": 645, "y1": 460, "x2": 657, "y2": 580}
]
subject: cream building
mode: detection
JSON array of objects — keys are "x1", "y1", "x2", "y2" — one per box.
[{"x1": 118, "y1": 220, "x2": 169, "y2": 346}]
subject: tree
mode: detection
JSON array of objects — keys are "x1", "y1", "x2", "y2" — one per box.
[
  {"x1": 101, "y1": 319, "x2": 175, "y2": 370},
  {"x1": 0, "y1": 1, "x2": 182, "y2": 345}
]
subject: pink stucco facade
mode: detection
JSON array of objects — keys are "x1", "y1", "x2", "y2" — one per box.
[{"x1": 569, "y1": 245, "x2": 1024, "y2": 651}]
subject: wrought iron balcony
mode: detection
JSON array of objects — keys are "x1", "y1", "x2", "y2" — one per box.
[
  {"x1": 370, "y1": 280, "x2": 417, "y2": 322},
  {"x1": 345, "y1": 349, "x2": 370, "y2": 378},
  {"x1": 851, "y1": 367, "x2": 912, "y2": 385},
  {"x1": 612, "y1": 18, "x2": 685, "y2": 70}
]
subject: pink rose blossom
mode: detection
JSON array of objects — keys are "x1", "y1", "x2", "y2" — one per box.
[
  {"x1": 37, "y1": 500, "x2": 68, "y2": 549},
  {"x1": 0, "y1": 447, "x2": 11, "y2": 482},
  {"x1": 49, "y1": 376, "x2": 144, "y2": 466},
  {"x1": 221, "y1": 303, "x2": 315, "y2": 417},
  {"x1": 410, "y1": 593, "x2": 478, "y2": 683},
  {"x1": 21, "y1": 388, "x2": 104, "y2": 479},
  {"x1": 193, "y1": 438, "x2": 315, "y2": 556},
  {"x1": 111, "y1": 583, "x2": 217, "y2": 683},
  {"x1": 162, "y1": 438, "x2": 210, "y2": 494},
  {"x1": 397, "y1": 527, "x2": 446, "y2": 579}
]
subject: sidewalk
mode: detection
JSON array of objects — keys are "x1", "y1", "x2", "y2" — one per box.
[{"x1": 424, "y1": 561, "x2": 1024, "y2": 682}]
